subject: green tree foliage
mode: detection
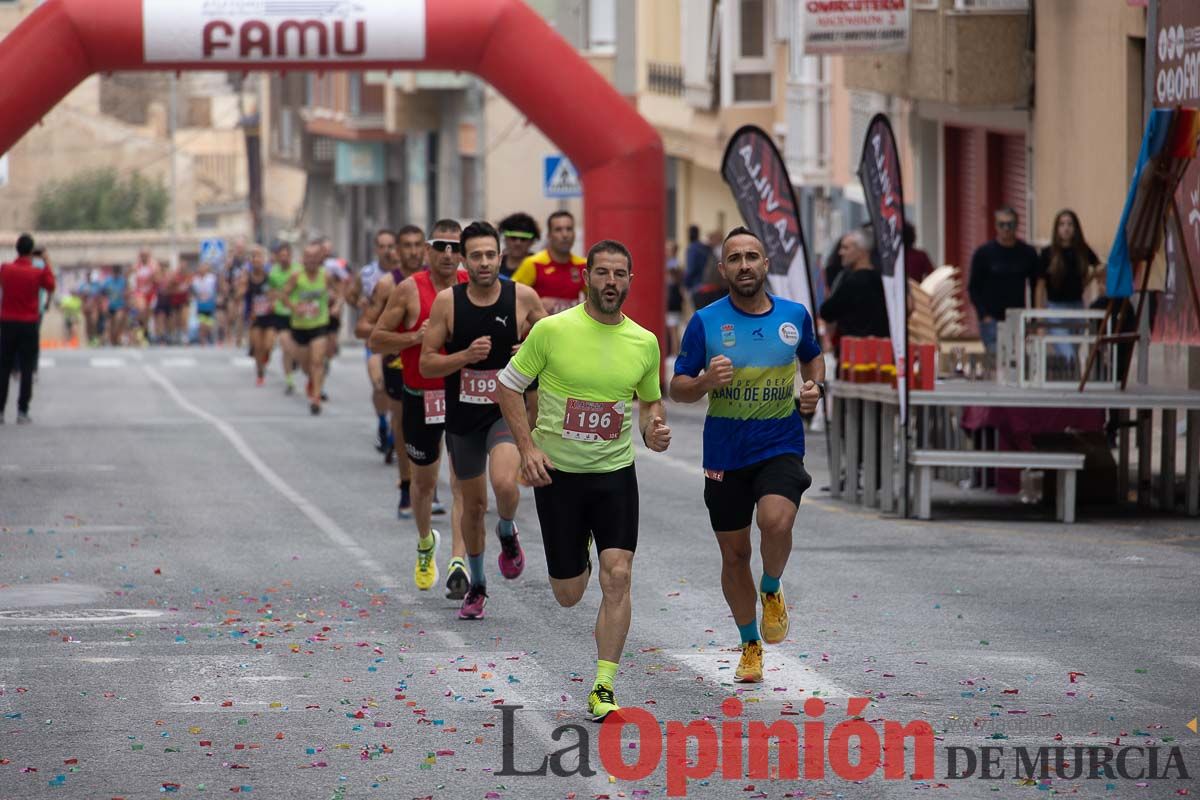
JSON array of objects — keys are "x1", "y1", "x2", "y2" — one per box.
[{"x1": 35, "y1": 169, "x2": 169, "y2": 231}]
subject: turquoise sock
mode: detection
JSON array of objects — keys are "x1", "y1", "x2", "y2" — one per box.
[
  {"x1": 760, "y1": 573, "x2": 781, "y2": 595},
  {"x1": 497, "y1": 518, "x2": 515, "y2": 539},
  {"x1": 737, "y1": 620, "x2": 760, "y2": 643},
  {"x1": 467, "y1": 552, "x2": 486, "y2": 590}
]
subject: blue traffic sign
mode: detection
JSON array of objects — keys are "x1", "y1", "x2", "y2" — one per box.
[
  {"x1": 543, "y1": 155, "x2": 582, "y2": 198},
  {"x1": 200, "y1": 238, "x2": 226, "y2": 266}
]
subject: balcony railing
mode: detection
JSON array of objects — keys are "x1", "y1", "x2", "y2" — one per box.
[{"x1": 647, "y1": 61, "x2": 684, "y2": 97}]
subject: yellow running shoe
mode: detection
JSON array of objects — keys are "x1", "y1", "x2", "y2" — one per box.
[
  {"x1": 587, "y1": 684, "x2": 620, "y2": 722},
  {"x1": 735, "y1": 640, "x2": 764, "y2": 683},
  {"x1": 760, "y1": 588, "x2": 789, "y2": 644},
  {"x1": 414, "y1": 530, "x2": 441, "y2": 591}
]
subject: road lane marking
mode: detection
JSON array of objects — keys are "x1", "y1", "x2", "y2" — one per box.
[
  {"x1": 0, "y1": 524, "x2": 139, "y2": 533},
  {"x1": 0, "y1": 608, "x2": 162, "y2": 622},
  {"x1": 1, "y1": 464, "x2": 116, "y2": 473},
  {"x1": 663, "y1": 648, "x2": 851, "y2": 700},
  {"x1": 160, "y1": 356, "x2": 197, "y2": 368},
  {"x1": 144, "y1": 365, "x2": 396, "y2": 588},
  {"x1": 89, "y1": 357, "x2": 126, "y2": 368}
]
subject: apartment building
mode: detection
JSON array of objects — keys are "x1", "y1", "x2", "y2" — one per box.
[
  {"x1": 265, "y1": 67, "x2": 484, "y2": 266},
  {"x1": 610, "y1": 0, "x2": 869, "y2": 262},
  {"x1": 0, "y1": 0, "x2": 254, "y2": 254}
]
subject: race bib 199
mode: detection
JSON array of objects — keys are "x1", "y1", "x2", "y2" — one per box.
[{"x1": 459, "y1": 368, "x2": 500, "y2": 405}]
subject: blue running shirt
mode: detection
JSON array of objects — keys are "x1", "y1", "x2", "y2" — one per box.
[{"x1": 674, "y1": 295, "x2": 821, "y2": 471}]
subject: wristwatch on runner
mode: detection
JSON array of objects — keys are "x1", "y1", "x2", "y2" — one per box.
[{"x1": 814, "y1": 381, "x2": 826, "y2": 400}]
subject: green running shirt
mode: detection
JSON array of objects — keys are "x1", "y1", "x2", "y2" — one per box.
[
  {"x1": 506, "y1": 304, "x2": 661, "y2": 474},
  {"x1": 290, "y1": 269, "x2": 329, "y2": 330},
  {"x1": 269, "y1": 263, "x2": 300, "y2": 316}
]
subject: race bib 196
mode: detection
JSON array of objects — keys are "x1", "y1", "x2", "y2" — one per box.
[
  {"x1": 459, "y1": 368, "x2": 500, "y2": 405},
  {"x1": 252, "y1": 295, "x2": 272, "y2": 317},
  {"x1": 561, "y1": 398, "x2": 624, "y2": 442}
]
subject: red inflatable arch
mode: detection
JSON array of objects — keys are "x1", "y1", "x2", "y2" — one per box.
[{"x1": 0, "y1": 0, "x2": 665, "y2": 341}]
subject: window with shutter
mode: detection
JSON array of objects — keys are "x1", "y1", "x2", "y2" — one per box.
[
  {"x1": 728, "y1": 0, "x2": 773, "y2": 104},
  {"x1": 682, "y1": 0, "x2": 719, "y2": 109}
]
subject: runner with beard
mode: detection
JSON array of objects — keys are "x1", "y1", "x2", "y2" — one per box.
[
  {"x1": 420, "y1": 221, "x2": 546, "y2": 619},
  {"x1": 669, "y1": 226, "x2": 824, "y2": 684},
  {"x1": 496, "y1": 239, "x2": 670, "y2": 720}
]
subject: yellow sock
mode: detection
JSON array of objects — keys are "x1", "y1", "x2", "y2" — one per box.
[
  {"x1": 417, "y1": 533, "x2": 434, "y2": 551},
  {"x1": 594, "y1": 659, "x2": 618, "y2": 690}
]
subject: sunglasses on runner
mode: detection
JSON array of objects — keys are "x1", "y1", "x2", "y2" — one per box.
[{"x1": 428, "y1": 239, "x2": 463, "y2": 253}]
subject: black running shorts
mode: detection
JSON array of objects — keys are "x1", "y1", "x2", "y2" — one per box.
[
  {"x1": 290, "y1": 326, "x2": 324, "y2": 347},
  {"x1": 703, "y1": 453, "x2": 812, "y2": 532},
  {"x1": 446, "y1": 417, "x2": 514, "y2": 480},
  {"x1": 533, "y1": 465, "x2": 638, "y2": 580},
  {"x1": 401, "y1": 387, "x2": 444, "y2": 466}
]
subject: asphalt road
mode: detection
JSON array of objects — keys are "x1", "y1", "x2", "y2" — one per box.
[{"x1": 1, "y1": 346, "x2": 1198, "y2": 800}]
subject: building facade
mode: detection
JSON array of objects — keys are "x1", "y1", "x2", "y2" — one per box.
[
  {"x1": 1, "y1": 0, "x2": 254, "y2": 265},
  {"x1": 265, "y1": 68, "x2": 485, "y2": 267}
]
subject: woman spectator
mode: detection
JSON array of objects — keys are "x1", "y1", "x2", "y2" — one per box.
[
  {"x1": 1037, "y1": 209, "x2": 1100, "y2": 363},
  {"x1": 1037, "y1": 209, "x2": 1099, "y2": 309}
]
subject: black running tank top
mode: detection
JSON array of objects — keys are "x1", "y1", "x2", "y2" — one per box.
[
  {"x1": 444, "y1": 281, "x2": 518, "y2": 435},
  {"x1": 245, "y1": 272, "x2": 270, "y2": 318}
]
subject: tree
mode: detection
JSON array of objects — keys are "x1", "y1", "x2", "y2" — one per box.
[{"x1": 35, "y1": 169, "x2": 168, "y2": 230}]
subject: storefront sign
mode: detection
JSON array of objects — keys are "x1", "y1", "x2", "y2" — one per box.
[
  {"x1": 802, "y1": 0, "x2": 910, "y2": 55},
  {"x1": 1153, "y1": 0, "x2": 1200, "y2": 344},
  {"x1": 335, "y1": 141, "x2": 385, "y2": 186}
]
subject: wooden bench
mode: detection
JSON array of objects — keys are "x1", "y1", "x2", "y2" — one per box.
[{"x1": 910, "y1": 450, "x2": 1086, "y2": 523}]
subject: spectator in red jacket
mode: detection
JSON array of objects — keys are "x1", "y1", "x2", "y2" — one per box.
[{"x1": 1, "y1": 233, "x2": 56, "y2": 424}]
